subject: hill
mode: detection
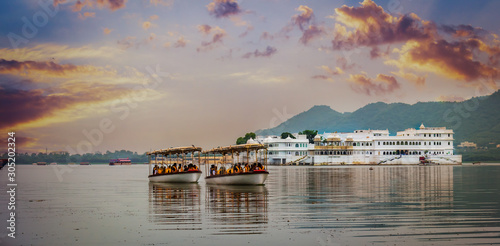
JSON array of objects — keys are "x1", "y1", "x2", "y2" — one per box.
[{"x1": 257, "y1": 90, "x2": 500, "y2": 148}]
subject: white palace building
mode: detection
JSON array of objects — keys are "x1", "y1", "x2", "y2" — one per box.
[{"x1": 251, "y1": 124, "x2": 462, "y2": 165}]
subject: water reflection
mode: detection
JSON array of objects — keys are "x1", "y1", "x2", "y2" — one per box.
[
  {"x1": 270, "y1": 166, "x2": 500, "y2": 244},
  {"x1": 148, "y1": 183, "x2": 201, "y2": 230},
  {"x1": 206, "y1": 185, "x2": 268, "y2": 235}
]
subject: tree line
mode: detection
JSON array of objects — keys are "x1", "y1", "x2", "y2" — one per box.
[{"x1": 2, "y1": 150, "x2": 149, "y2": 164}]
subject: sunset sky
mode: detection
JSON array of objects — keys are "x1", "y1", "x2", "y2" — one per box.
[{"x1": 1, "y1": 0, "x2": 499, "y2": 154}]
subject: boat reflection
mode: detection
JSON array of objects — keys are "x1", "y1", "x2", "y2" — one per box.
[
  {"x1": 206, "y1": 185, "x2": 268, "y2": 235},
  {"x1": 148, "y1": 183, "x2": 201, "y2": 230}
]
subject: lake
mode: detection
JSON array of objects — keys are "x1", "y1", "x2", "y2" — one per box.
[{"x1": 1, "y1": 164, "x2": 499, "y2": 245}]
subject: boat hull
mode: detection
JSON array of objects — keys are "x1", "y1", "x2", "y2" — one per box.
[
  {"x1": 148, "y1": 171, "x2": 202, "y2": 183},
  {"x1": 205, "y1": 171, "x2": 269, "y2": 185}
]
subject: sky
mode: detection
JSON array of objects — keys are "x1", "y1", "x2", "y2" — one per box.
[{"x1": 0, "y1": 0, "x2": 499, "y2": 154}]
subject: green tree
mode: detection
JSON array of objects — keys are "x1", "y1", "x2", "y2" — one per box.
[
  {"x1": 236, "y1": 132, "x2": 256, "y2": 144},
  {"x1": 299, "y1": 130, "x2": 318, "y2": 144},
  {"x1": 281, "y1": 132, "x2": 296, "y2": 139}
]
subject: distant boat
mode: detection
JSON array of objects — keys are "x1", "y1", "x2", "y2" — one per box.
[
  {"x1": 147, "y1": 146, "x2": 202, "y2": 183},
  {"x1": 37, "y1": 162, "x2": 47, "y2": 166},
  {"x1": 50, "y1": 162, "x2": 57, "y2": 165},
  {"x1": 473, "y1": 162, "x2": 481, "y2": 165},
  {"x1": 68, "y1": 162, "x2": 76, "y2": 165},
  {"x1": 109, "y1": 158, "x2": 132, "y2": 165},
  {"x1": 203, "y1": 143, "x2": 269, "y2": 185},
  {"x1": 80, "y1": 162, "x2": 90, "y2": 165}
]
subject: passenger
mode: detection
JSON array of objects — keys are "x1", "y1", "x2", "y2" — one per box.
[
  {"x1": 210, "y1": 165, "x2": 216, "y2": 176},
  {"x1": 172, "y1": 163, "x2": 178, "y2": 172},
  {"x1": 153, "y1": 165, "x2": 159, "y2": 175},
  {"x1": 250, "y1": 163, "x2": 256, "y2": 171},
  {"x1": 244, "y1": 163, "x2": 250, "y2": 172},
  {"x1": 257, "y1": 163, "x2": 263, "y2": 170}
]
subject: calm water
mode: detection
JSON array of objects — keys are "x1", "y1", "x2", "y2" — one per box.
[{"x1": 1, "y1": 165, "x2": 500, "y2": 245}]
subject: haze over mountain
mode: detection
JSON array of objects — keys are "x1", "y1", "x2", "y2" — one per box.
[{"x1": 257, "y1": 90, "x2": 500, "y2": 147}]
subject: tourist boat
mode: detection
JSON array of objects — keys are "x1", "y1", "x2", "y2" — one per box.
[
  {"x1": 203, "y1": 143, "x2": 269, "y2": 185},
  {"x1": 147, "y1": 146, "x2": 202, "y2": 183},
  {"x1": 80, "y1": 162, "x2": 90, "y2": 165},
  {"x1": 37, "y1": 162, "x2": 47, "y2": 166},
  {"x1": 109, "y1": 158, "x2": 132, "y2": 165}
]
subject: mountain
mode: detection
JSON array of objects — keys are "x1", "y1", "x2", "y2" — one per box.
[{"x1": 257, "y1": 90, "x2": 500, "y2": 147}]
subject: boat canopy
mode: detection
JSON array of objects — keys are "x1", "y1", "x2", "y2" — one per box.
[
  {"x1": 147, "y1": 146, "x2": 203, "y2": 155},
  {"x1": 203, "y1": 143, "x2": 267, "y2": 155}
]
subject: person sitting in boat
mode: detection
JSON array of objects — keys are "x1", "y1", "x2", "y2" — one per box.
[
  {"x1": 153, "y1": 164, "x2": 159, "y2": 175},
  {"x1": 157, "y1": 165, "x2": 164, "y2": 174},
  {"x1": 244, "y1": 163, "x2": 250, "y2": 172},
  {"x1": 249, "y1": 163, "x2": 256, "y2": 171},
  {"x1": 171, "y1": 163, "x2": 178, "y2": 173},
  {"x1": 257, "y1": 163, "x2": 263, "y2": 170},
  {"x1": 254, "y1": 163, "x2": 260, "y2": 171}
]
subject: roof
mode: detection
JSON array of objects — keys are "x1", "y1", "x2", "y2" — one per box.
[
  {"x1": 203, "y1": 143, "x2": 267, "y2": 154},
  {"x1": 147, "y1": 146, "x2": 202, "y2": 155}
]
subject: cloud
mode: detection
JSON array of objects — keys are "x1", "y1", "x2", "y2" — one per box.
[
  {"x1": 391, "y1": 70, "x2": 426, "y2": 87},
  {"x1": 0, "y1": 84, "x2": 151, "y2": 131},
  {"x1": 103, "y1": 27, "x2": 113, "y2": 35},
  {"x1": 331, "y1": 0, "x2": 434, "y2": 50},
  {"x1": 348, "y1": 73, "x2": 400, "y2": 96},
  {"x1": 149, "y1": 0, "x2": 174, "y2": 7},
  {"x1": 78, "y1": 11, "x2": 96, "y2": 20},
  {"x1": 173, "y1": 36, "x2": 188, "y2": 48},
  {"x1": 336, "y1": 57, "x2": 356, "y2": 71},
  {"x1": 441, "y1": 24, "x2": 488, "y2": 38},
  {"x1": 242, "y1": 46, "x2": 277, "y2": 59},
  {"x1": 260, "y1": 31, "x2": 274, "y2": 41},
  {"x1": 117, "y1": 36, "x2": 137, "y2": 50},
  {"x1": 321, "y1": 65, "x2": 343, "y2": 76},
  {"x1": 142, "y1": 21, "x2": 152, "y2": 30},
  {"x1": 311, "y1": 75, "x2": 333, "y2": 81},
  {"x1": 312, "y1": 65, "x2": 343, "y2": 81},
  {"x1": 57, "y1": 0, "x2": 127, "y2": 12},
  {"x1": 238, "y1": 25, "x2": 254, "y2": 38},
  {"x1": 207, "y1": 0, "x2": 241, "y2": 18},
  {"x1": 0, "y1": 53, "x2": 160, "y2": 132},
  {"x1": 197, "y1": 24, "x2": 212, "y2": 35},
  {"x1": 299, "y1": 25, "x2": 325, "y2": 45},
  {"x1": 0, "y1": 44, "x2": 123, "y2": 61},
  {"x1": 386, "y1": 39, "x2": 499, "y2": 82},
  {"x1": 0, "y1": 59, "x2": 114, "y2": 79},
  {"x1": 282, "y1": 5, "x2": 324, "y2": 45},
  {"x1": 292, "y1": 5, "x2": 314, "y2": 31},
  {"x1": 149, "y1": 15, "x2": 159, "y2": 20},
  {"x1": 0, "y1": 135, "x2": 38, "y2": 150},
  {"x1": 332, "y1": 0, "x2": 500, "y2": 85},
  {"x1": 197, "y1": 25, "x2": 227, "y2": 52}
]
